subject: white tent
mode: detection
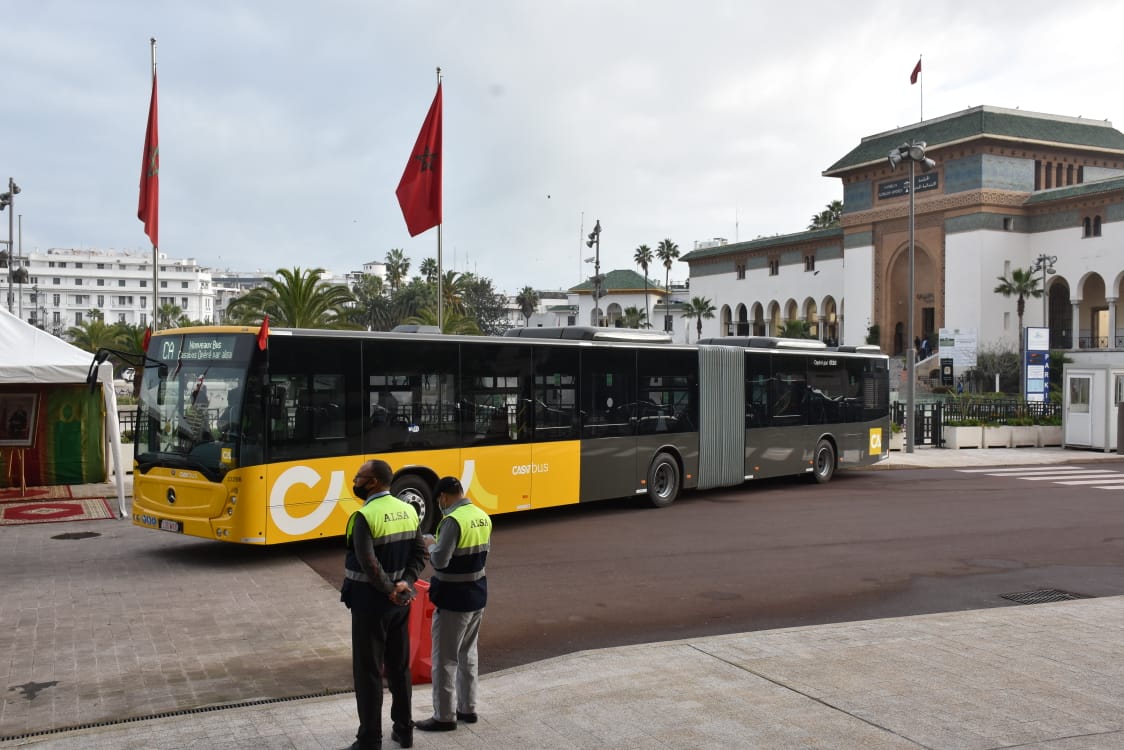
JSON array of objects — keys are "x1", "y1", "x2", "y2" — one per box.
[{"x1": 0, "y1": 306, "x2": 126, "y2": 515}]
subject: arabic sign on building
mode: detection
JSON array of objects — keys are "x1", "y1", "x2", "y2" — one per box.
[{"x1": 877, "y1": 173, "x2": 940, "y2": 200}]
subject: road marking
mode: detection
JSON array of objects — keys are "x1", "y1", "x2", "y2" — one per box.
[
  {"x1": 1055, "y1": 477, "x2": 1124, "y2": 485},
  {"x1": 957, "y1": 466, "x2": 1107, "y2": 474},
  {"x1": 1018, "y1": 472, "x2": 1120, "y2": 481}
]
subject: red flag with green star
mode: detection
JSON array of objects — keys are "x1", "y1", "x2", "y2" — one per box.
[{"x1": 396, "y1": 84, "x2": 442, "y2": 237}]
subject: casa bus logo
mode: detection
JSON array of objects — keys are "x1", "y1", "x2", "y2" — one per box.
[{"x1": 511, "y1": 462, "x2": 549, "y2": 475}]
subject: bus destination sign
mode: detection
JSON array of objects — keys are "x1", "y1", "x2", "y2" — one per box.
[{"x1": 158, "y1": 334, "x2": 243, "y2": 363}]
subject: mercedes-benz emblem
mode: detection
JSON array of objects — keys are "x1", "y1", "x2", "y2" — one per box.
[{"x1": 166, "y1": 487, "x2": 177, "y2": 505}]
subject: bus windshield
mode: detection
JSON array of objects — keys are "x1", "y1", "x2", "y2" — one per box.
[{"x1": 134, "y1": 332, "x2": 259, "y2": 480}]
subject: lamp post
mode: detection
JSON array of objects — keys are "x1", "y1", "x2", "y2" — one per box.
[
  {"x1": 0, "y1": 177, "x2": 19, "y2": 313},
  {"x1": 1033, "y1": 254, "x2": 1057, "y2": 345},
  {"x1": 887, "y1": 142, "x2": 936, "y2": 454},
  {"x1": 586, "y1": 219, "x2": 602, "y2": 326}
]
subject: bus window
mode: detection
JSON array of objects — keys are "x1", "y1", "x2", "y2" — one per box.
[
  {"x1": 807, "y1": 357, "x2": 847, "y2": 424},
  {"x1": 745, "y1": 352, "x2": 770, "y2": 428},
  {"x1": 581, "y1": 348, "x2": 636, "y2": 438},
  {"x1": 461, "y1": 343, "x2": 531, "y2": 445},
  {"x1": 267, "y1": 337, "x2": 361, "y2": 460},
  {"x1": 637, "y1": 349, "x2": 697, "y2": 433},
  {"x1": 532, "y1": 346, "x2": 579, "y2": 441},
  {"x1": 363, "y1": 340, "x2": 458, "y2": 452},
  {"x1": 771, "y1": 354, "x2": 807, "y2": 426}
]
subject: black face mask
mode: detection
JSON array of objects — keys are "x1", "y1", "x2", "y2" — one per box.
[{"x1": 353, "y1": 480, "x2": 369, "y2": 498}]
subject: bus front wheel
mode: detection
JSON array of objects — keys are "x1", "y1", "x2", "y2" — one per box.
[
  {"x1": 812, "y1": 439, "x2": 836, "y2": 484},
  {"x1": 646, "y1": 453, "x2": 681, "y2": 508},
  {"x1": 391, "y1": 475, "x2": 436, "y2": 534}
]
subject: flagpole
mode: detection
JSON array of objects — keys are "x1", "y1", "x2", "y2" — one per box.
[
  {"x1": 435, "y1": 66, "x2": 444, "y2": 331},
  {"x1": 918, "y1": 54, "x2": 923, "y2": 122},
  {"x1": 150, "y1": 37, "x2": 159, "y2": 332}
]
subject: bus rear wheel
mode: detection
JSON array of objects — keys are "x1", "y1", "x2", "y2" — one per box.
[
  {"x1": 391, "y1": 475, "x2": 436, "y2": 534},
  {"x1": 646, "y1": 452, "x2": 681, "y2": 508},
  {"x1": 812, "y1": 439, "x2": 836, "y2": 484}
]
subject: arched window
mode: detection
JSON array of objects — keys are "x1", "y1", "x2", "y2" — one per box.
[{"x1": 1084, "y1": 217, "x2": 1092, "y2": 238}]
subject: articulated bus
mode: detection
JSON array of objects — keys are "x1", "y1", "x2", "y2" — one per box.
[{"x1": 128, "y1": 325, "x2": 890, "y2": 544}]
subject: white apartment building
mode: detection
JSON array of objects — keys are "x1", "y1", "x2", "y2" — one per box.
[{"x1": 1, "y1": 248, "x2": 213, "y2": 334}]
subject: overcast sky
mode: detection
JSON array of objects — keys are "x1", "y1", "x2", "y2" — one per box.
[{"x1": 4, "y1": 1, "x2": 1124, "y2": 296}]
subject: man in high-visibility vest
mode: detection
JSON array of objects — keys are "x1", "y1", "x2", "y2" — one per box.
[
  {"x1": 415, "y1": 476, "x2": 492, "y2": 733},
  {"x1": 342, "y1": 459, "x2": 426, "y2": 750}
]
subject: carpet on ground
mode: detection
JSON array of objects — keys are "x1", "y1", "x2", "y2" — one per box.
[
  {"x1": 0, "y1": 497, "x2": 115, "y2": 525},
  {"x1": 0, "y1": 485, "x2": 73, "y2": 502}
]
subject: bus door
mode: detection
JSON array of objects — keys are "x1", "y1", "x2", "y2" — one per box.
[
  {"x1": 529, "y1": 346, "x2": 581, "y2": 509},
  {"x1": 579, "y1": 347, "x2": 637, "y2": 502}
]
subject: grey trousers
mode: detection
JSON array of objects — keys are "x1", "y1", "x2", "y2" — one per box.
[{"x1": 430, "y1": 607, "x2": 484, "y2": 722}]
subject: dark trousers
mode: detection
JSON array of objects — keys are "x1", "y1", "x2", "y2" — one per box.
[{"x1": 352, "y1": 605, "x2": 412, "y2": 749}]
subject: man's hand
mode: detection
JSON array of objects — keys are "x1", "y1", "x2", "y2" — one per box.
[{"x1": 389, "y1": 580, "x2": 413, "y2": 605}]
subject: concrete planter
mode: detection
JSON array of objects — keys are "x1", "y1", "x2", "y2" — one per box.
[
  {"x1": 943, "y1": 425, "x2": 982, "y2": 449},
  {"x1": 982, "y1": 425, "x2": 1012, "y2": 448},
  {"x1": 1037, "y1": 425, "x2": 1063, "y2": 447},
  {"x1": 1010, "y1": 425, "x2": 1039, "y2": 448},
  {"x1": 889, "y1": 431, "x2": 905, "y2": 451}
]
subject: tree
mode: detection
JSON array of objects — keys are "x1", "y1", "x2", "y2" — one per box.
[
  {"x1": 459, "y1": 274, "x2": 508, "y2": 336},
  {"x1": 419, "y1": 257, "x2": 438, "y2": 284},
  {"x1": 515, "y1": 286, "x2": 540, "y2": 327},
  {"x1": 157, "y1": 303, "x2": 184, "y2": 329},
  {"x1": 655, "y1": 238, "x2": 679, "y2": 330},
  {"x1": 633, "y1": 244, "x2": 654, "y2": 328},
  {"x1": 622, "y1": 306, "x2": 647, "y2": 329},
  {"x1": 404, "y1": 307, "x2": 482, "y2": 335},
  {"x1": 779, "y1": 319, "x2": 813, "y2": 338},
  {"x1": 808, "y1": 199, "x2": 843, "y2": 230},
  {"x1": 681, "y1": 296, "x2": 716, "y2": 342},
  {"x1": 225, "y1": 267, "x2": 355, "y2": 329},
  {"x1": 994, "y1": 267, "x2": 1042, "y2": 395},
  {"x1": 66, "y1": 318, "x2": 124, "y2": 353},
  {"x1": 384, "y1": 248, "x2": 411, "y2": 292}
]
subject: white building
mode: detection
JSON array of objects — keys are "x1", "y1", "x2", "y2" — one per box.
[
  {"x1": 681, "y1": 105, "x2": 1124, "y2": 358},
  {"x1": 1, "y1": 247, "x2": 213, "y2": 334}
]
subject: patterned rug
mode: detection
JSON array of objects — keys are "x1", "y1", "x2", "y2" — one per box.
[
  {"x1": 0, "y1": 485, "x2": 73, "y2": 503},
  {"x1": 0, "y1": 498, "x2": 116, "y2": 526}
]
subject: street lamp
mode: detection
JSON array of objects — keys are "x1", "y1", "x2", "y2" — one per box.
[
  {"x1": 586, "y1": 219, "x2": 602, "y2": 325},
  {"x1": 887, "y1": 141, "x2": 936, "y2": 454},
  {"x1": 0, "y1": 177, "x2": 19, "y2": 313},
  {"x1": 1033, "y1": 254, "x2": 1057, "y2": 345}
]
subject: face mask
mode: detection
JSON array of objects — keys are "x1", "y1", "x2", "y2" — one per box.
[{"x1": 352, "y1": 481, "x2": 368, "y2": 498}]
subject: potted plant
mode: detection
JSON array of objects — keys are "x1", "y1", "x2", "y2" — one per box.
[
  {"x1": 889, "y1": 421, "x2": 905, "y2": 451},
  {"x1": 943, "y1": 418, "x2": 983, "y2": 449},
  {"x1": 982, "y1": 420, "x2": 1012, "y2": 448},
  {"x1": 1008, "y1": 416, "x2": 1038, "y2": 448},
  {"x1": 1037, "y1": 414, "x2": 1063, "y2": 446}
]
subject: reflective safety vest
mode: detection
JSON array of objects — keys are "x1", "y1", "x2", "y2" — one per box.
[
  {"x1": 344, "y1": 493, "x2": 419, "y2": 586},
  {"x1": 430, "y1": 501, "x2": 491, "y2": 612}
]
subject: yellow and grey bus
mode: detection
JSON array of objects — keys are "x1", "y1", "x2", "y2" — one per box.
[{"x1": 127, "y1": 325, "x2": 889, "y2": 544}]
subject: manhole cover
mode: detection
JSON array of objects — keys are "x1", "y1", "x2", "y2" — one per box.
[
  {"x1": 50, "y1": 531, "x2": 101, "y2": 540},
  {"x1": 1000, "y1": 589, "x2": 1092, "y2": 605}
]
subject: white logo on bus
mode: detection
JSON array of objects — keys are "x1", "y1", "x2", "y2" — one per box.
[{"x1": 269, "y1": 466, "x2": 345, "y2": 536}]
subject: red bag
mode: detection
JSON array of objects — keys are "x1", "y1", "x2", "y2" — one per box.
[{"x1": 408, "y1": 579, "x2": 435, "y2": 684}]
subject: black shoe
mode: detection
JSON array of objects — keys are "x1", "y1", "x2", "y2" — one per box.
[
  {"x1": 415, "y1": 717, "x2": 457, "y2": 732},
  {"x1": 456, "y1": 711, "x2": 478, "y2": 723},
  {"x1": 391, "y1": 724, "x2": 413, "y2": 748}
]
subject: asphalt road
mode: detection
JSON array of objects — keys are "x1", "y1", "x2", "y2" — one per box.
[{"x1": 301, "y1": 461, "x2": 1124, "y2": 673}]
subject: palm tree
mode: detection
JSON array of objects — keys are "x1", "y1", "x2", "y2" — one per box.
[
  {"x1": 633, "y1": 244, "x2": 654, "y2": 327},
  {"x1": 515, "y1": 286, "x2": 540, "y2": 327},
  {"x1": 225, "y1": 267, "x2": 355, "y2": 329},
  {"x1": 158, "y1": 303, "x2": 184, "y2": 329},
  {"x1": 438, "y1": 270, "x2": 470, "y2": 316},
  {"x1": 419, "y1": 257, "x2": 438, "y2": 284},
  {"x1": 994, "y1": 267, "x2": 1043, "y2": 395},
  {"x1": 404, "y1": 307, "x2": 482, "y2": 335},
  {"x1": 655, "y1": 238, "x2": 679, "y2": 331},
  {"x1": 66, "y1": 318, "x2": 124, "y2": 353},
  {"x1": 622, "y1": 306, "x2": 647, "y2": 329},
  {"x1": 384, "y1": 248, "x2": 411, "y2": 292},
  {"x1": 779, "y1": 319, "x2": 813, "y2": 338},
  {"x1": 681, "y1": 296, "x2": 716, "y2": 342},
  {"x1": 808, "y1": 199, "x2": 844, "y2": 230}
]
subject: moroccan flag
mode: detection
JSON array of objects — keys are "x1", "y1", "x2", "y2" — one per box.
[
  {"x1": 138, "y1": 73, "x2": 160, "y2": 247},
  {"x1": 396, "y1": 84, "x2": 442, "y2": 237},
  {"x1": 142, "y1": 325, "x2": 152, "y2": 352},
  {"x1": 257, "y1": 315, "x2": 270, "y2": 350},
  {"x1": 910, "y1": 58, "x2": 922, "y2": 85}
]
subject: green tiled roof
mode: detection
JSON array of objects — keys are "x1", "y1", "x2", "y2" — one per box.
[
  {"x1": 825, "y1": 105, "x2": 1124, "y2": 175},
  {"x1": 1024, "y1": 174, "x2": 1124, "y2": 204},
  {"x1": 569, "y1": 268, "x2": 664, "y2": 294},
  {"x1": 680, "y1": 227, "x2": 842, "y2": 263}
]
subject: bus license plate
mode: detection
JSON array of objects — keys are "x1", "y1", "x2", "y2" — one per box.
[{"x1": 159, "y1": 519, "x2": 183, "y2": 533}]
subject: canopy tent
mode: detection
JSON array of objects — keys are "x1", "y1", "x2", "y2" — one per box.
[{"x1": 0, "y1": 306, "x2": 126, "y2": 514}]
